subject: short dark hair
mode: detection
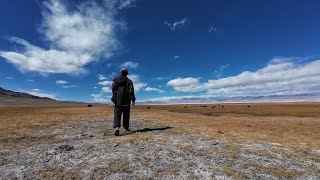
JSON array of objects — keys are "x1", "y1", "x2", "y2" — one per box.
[{"x1": 121, "y1": 68, "x2": 128, "y2": 76}]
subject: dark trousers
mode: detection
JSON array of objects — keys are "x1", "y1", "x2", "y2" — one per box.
[{"x1": 114, "y1": 105, "x2": 130, "y2": 129}]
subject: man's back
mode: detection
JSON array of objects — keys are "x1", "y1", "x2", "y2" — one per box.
[{"x1": 112, "y1": 75, "x2": 135, "y2": 106}]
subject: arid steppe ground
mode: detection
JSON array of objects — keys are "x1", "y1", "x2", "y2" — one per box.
[{"x1": 0, "y1": 103, "x2": 319, "y2": 179}]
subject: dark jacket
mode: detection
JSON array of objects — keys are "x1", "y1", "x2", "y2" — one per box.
[{"x1": 111, "y1": 75, "x2": 136, "y2": 106}]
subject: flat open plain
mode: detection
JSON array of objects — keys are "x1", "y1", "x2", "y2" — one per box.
[{"x1": 0, "y1": 103, "x2": 319, "y2": 179}]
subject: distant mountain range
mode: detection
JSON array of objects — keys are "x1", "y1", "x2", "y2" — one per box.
[
  {"x1": 0, "y1": 87, "x2": 54, "y2": 100},
  {"x1": 0, "y1": 87, "x2": 88, "y2": 106}
]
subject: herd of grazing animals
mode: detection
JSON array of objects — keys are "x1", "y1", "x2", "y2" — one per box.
[{"x1": 143, "y1": 105, "x2": 252, "y2": 109}]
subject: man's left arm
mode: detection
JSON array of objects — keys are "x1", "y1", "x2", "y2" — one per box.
[{"x1": 128, "y1": 80, "x2": 136, "y2": 105}]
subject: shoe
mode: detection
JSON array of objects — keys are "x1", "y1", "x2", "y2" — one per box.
[
  {"x1": 115, "y1": 130, "x2": 120, "y2": 136},
  {"x1": 124, "y1": 128, "x2": 131, "y2": 132}
]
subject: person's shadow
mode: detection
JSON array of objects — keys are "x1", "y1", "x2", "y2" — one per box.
[{"x1": 121, "y1": 126, "x2": 172, "y2": 136}]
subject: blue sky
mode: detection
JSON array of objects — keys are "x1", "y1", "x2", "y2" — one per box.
[{"x1": 1, "y1": 0, "x2": 320, "y2": 103}]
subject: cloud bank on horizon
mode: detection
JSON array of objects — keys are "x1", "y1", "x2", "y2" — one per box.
[{"x1": 165, "y1": 58, "x2": 320, "y2": 100}]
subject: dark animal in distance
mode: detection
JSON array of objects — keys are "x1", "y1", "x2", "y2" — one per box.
[
  {"x1": 147, "y1": 107, "x2": 151, "y2": 109},
  {"x1": 87, "y1": 104, "x2": 93, "y2": 107}
]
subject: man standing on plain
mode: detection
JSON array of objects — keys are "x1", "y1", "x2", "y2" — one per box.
[{"x1": 111, "y1": 68, "x2": 136, "y2": 136}]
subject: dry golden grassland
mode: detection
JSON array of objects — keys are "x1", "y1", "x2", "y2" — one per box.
[
  {"x1": 1, "y1": 103, "x2": 319, "y2": 149},
  {"x1": 0, "y1": 103, "x2": 320, "y2": 179},
  {"x1": 134, "y1": 103, "x2": 320, "y2": 149}
]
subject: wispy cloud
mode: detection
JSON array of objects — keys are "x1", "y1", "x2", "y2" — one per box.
[
  {"x1": 164, "y1": 18, "x2": 188, "y2": 31},
  {"x1": 62, "y1": 85, "x2": 77, "y2": 88},
  {"x1": 0, "y1": 0, "x2": 123, "y2": 74},
  {"x1": 98, "y1": 74, "x2": 107, "y2": 80},
  {"x1": 56, "y1": 80, "x2": 68, "y2": 84},
  {"x1": 145, "y1": 87, "x2": 164, "y2": 93},
  {"x1": 173, "y1": 56, "x2": 180, "y2": 61},
  {"x1": 5, "y1": 77, "x2": 14, "y2": 80},
  {"x1": 118, "y1": 0, "x2": 137, "y2": 10},
  {"x1": 55, "y1": 80, "x2": 77, "y2": 88},
  {"x1": 167, "y1": 58, "x2": 320, "y2": 97},
  {"x1": 208, "y1": 26, "x2": 217, "y2": 33},
  {"x1": 214, "y1": 64, "x2": 230, "y2": 78},
  {"x1": 156, "y1": 76, "x2": 171, "y2": 81},
  {"x1": 121, "y1": 61, "x2": 139, "y2": 69}
]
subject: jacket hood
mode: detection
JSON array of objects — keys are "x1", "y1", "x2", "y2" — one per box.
[{"x1": 113, "y1": 75, "x2": 128, "y2": 85}]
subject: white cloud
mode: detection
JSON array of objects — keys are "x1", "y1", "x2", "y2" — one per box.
[
  {"x1": 128, "y1": 74, "x2": 147, "y2": 91},
  {"x1": 101, "y1": 87, "x2": 112, "y2": 93},
  {"x1": 121, "y1": 61, "x2": 139, "y2": 69},
  {"x1": 93, "y1": 86, "x2": 98, "y2": 89},
  {"x1": 167, "y1": 77, "x2": 201, "y2": 92},
  {"x1": 91, "y1": 93, "x2": 110, "y2": 102},
  {"x1": 0, "y1": 0, "x2": 123, "y2": 74},
  {"x1": 98, "y1": 80, "x2": 113, "y2": 86},
  {"x1": 98, "y1": 74, "x2": 107, "y2": 80},
  {"x1": 145, "y1": 87, "x2": 164, "y2": 93},
  {"x1": 55, "y1": 79, "x2": 77, "y2": 88},
  {"x1": 56, "y1": 80, "x2": 68, "y2": 84},
  {"x1": 32, "y1": 88, "x2": 40, "y2": 92},
  {"x1": 167, "y1": 58, "x2": 320, "y2": 97},
  {"x1": 164, "y1": 18, "x2": 188, "y2": 31},
  {"x1": 5, "y1": 77, "x2": 14, "y2": 80},
  {"x1": 118, "y1": 0, "x2": 137, "y2": 10}
]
